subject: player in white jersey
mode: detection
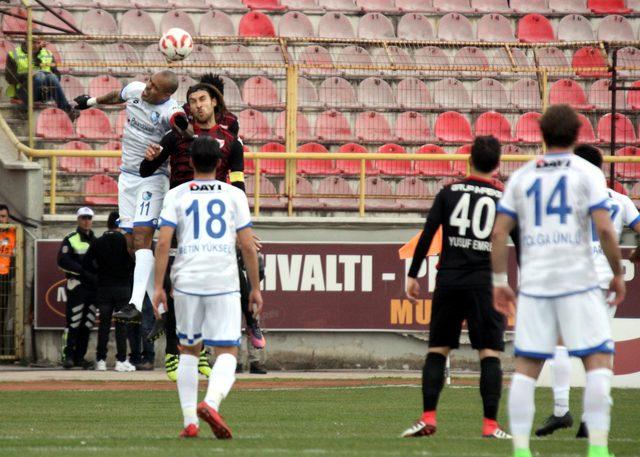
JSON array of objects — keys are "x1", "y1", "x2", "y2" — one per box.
[
  {"x1": 74, "y1": 71, "x2": 183, "y2": 320},
  {"x1": 536, "y1": 144, "x2": 640, "y2": 439},
  {"x1": 491, "y1": 105, "x2": 625, "y2": 457},
  {"x1": 152, "y1": 136, "x2": 262, "y2": 439}
]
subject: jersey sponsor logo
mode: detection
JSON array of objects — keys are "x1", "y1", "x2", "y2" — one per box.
[
  {"x1": 189, "y1": 183, "x2": 221, "y2": 192},
  {"x1": 450, "y1": 183, "x2": 502, "y2": 198},
  {"x1": 535, "y1": 158, "x2": 571, "y2": 169},
  {"x1": 128, "y1": 116, "x2": 156, "y2": 135}
]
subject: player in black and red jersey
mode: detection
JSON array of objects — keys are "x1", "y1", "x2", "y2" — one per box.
[
  {"x1": 400, "y1": 136, "x2": 515, "y2": 440},
  {"x1": 140, "y1": 76, "x2": 266, "y2": 380}
]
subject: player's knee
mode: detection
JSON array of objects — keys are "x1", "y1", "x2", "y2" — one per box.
[
  {"x1": 479, "y1": 349, "x2": 501, "y2": 359},
  {"x1": 583, "y1": 352, "x2": 613, "y2": 371},
  {"x1": 132, "y1": 229, "x2": 153, "y2": 250},
  {"x1": 214, "y1": 346, "x2": 239, "y2": 358},
  {"x1": 179, "y1": 343, "x2": 201, "y2": 357},
  {"x1": 428, "y1": 347, "x2": 450, "y2": 357}
]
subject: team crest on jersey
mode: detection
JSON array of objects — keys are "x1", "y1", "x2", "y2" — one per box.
[
  {"x1": 142, "y1": 191, "x2": 153, "y2": 201},
  {"x1": 150, "y1": 111, "x2": 160, "y2": 125}
]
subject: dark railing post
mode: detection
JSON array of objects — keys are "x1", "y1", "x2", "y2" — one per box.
[{"x1": 610, "y1": 48, "x2": 618, "y2": 187}]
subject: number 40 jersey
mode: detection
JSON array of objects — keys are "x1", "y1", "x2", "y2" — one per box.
[
  {"x1": 498, "y1": 153, "x2": 610, "y2": 298},
  {"x1": 159, "y1": 179, "x2": 253, "y2": 296}
]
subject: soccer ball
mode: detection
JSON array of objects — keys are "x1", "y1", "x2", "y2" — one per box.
[{"x1": 159, "y1": 28, "x2": 193, "y2": 62}]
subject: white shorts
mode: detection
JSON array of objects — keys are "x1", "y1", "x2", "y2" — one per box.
[
  {"x1": 117, "y1": 172, "x2": 169, "y2": 232},
  {"x1": 514, "y1": 288, "x2": 614, "y2": 359},
  {"x1": 174, "y1": 291, "x2": 241, "y2": 347}
]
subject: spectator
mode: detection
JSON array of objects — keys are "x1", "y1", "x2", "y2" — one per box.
[
  {"x1": 0, "y1": 204, "x2": 16, "y2": 356},
  {"x1": 83, "y1": 211, "x2": 138, "y2": 372},
  {"x1": 5, "y1": 39, "x2": 77, "y2": 120},
  {"x1": 58, "y1": 206, "x2": 97, "y2": 369}
]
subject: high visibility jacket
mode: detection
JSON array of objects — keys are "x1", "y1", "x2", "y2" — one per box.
[
  {"x1": 6, "y1": 47, "x2": 54, "y2": 98},
  {"x1": 0, "y1": 228, "x2": 16, "y2": 276}
]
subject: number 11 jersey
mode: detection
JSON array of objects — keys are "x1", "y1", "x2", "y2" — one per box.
[
  {"x1": 159, "y1": 179, "x2": 253, "y2": 296},
  {"x1": 498, "y1": 153, "x2": 610, "y2": 298}
]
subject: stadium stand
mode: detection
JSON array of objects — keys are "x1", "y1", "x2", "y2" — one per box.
[
  {"x1": 397, "y1": 14, "x2": 434, "y2": 41},
  {"x1": 477, "y1": 14, "x2": 516, "y2": 42},
  {"x1": 199, "y1": 11, "x2": 235, "y2": 36},
  {"x1": 557, "y1": 14, "x2": 594, "y2": 42}
]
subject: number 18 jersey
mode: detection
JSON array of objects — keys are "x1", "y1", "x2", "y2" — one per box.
[
  {"x1": 498, "y1": 153, "x2": 610, "y2": 298},
  {"x1": 159, "y1": 179, "x2": 253, "y2": 296}
]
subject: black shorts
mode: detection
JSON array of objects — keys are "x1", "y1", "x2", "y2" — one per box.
[{"x1": 429, "y1": 287, "x2": 505, "y2": 351}]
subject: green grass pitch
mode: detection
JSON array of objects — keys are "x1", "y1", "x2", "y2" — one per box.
[{"x1": 0, "y1": 382, "x2": 638, "y2": 456}]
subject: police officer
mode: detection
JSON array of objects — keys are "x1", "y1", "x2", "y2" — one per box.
[
  {"x1": 58, "y1": 207, "x2": 97, "y2": 369},
  {"x1": 5, "y1": 39, "x2": 77, "y2": 120}
]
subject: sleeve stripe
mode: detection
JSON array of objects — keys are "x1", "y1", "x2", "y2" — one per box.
[
  {"x1": 497, "y1": 203, "x2": 517, "y2": 220},
  {"x1": 589, "y1": 199, "x2": 610, "y2": 213},
  {"x1": 159, "y1": 218, "x2": 177, "y2": 228},
  {"x1": 236, "y1": 222, "x2": 253, "y2": 232},
  {"x1": 630, "y1": 214, "x2": 640, "y2": 229}
]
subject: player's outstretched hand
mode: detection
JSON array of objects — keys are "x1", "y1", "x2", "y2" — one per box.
[
  {"x1": 608, "y1": 275, "x2": 626, "y2": 307},
  {"x1": 249, "y1": 289, "x2": 263, "y2": 317},
  {"x1": 152, "y1": 287, "x2": 167, "y2": 319},
  {"x1": 145, "y1": 143, "x2": 162, "y2": 161},
  {"x1": 630, "y1": 247, "x2": 640, "y2": 263},
  {"x1": 406, "y1": 277, "x2": 420, "y2": 305},
  {"x1": 493, "y1": 286, "x2": 516, "y2": 318},
  {"x1": 74, "y1": 94, "x2": 92, "y2": 110}
]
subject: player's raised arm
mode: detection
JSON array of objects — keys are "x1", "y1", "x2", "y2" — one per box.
[
  {"x1": 592, "y1": 209, "x2": 626, "y2": 305},
  {"x1": 74, "y1": 90, "x2": 124, "y2": 110}
]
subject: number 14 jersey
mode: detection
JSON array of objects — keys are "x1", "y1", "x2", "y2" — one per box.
[
  {"x1": 159, "y1": 179, "x2": 253, "y2": 296},
  {"x1": 498, "y1": 153, "x2": 610, "y2": 298}
]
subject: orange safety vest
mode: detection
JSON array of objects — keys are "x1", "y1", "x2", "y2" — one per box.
[{"x1": 0, "y1": 228, "x2": 16, "y2": 275}]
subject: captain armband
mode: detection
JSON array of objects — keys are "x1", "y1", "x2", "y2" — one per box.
[{"x1": 229, "y1": 171, "x2": 245, "y2": 183}]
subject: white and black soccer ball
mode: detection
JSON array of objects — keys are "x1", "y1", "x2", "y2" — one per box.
[{"x1": 159, "y1": 27, "x2": 193, "y2": 62}]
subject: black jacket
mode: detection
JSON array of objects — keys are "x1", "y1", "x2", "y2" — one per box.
[{"x1": 82, "y1": 230, "x2": 134, "y2": 288}]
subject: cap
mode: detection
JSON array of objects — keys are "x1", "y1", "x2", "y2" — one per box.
[{"x1": 76, "y1": 207, "x2": 94, "y2": 218}]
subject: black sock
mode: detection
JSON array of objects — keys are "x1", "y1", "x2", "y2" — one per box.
[
  {"x1": 422, "y1": 352, "x2": 447, "y2": 412},
  {"x1": 480, "y1": 357, "x2": 502, "y2": 420}
]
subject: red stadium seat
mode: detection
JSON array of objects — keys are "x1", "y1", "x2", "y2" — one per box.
[
  {"x1": 281, "y1": 0, "x2": 322, "y2": 10},
  {"x1": 218, "y1": 45, "x2": 255, "y2": 77},
  {"x1": 59, "y1": 41, "x2": 101, "y2": 72},
  {"x1": 60, "y1": 75, "x2": 85, "y2": 103},
  {"x1": 355, "y1": 111, "x2": 392, "y2": 143},
  {"x1": 358, "y1": 77, "x2": 395, "y2": 108},
  {"x1": 337, "y1": 46, "x2": 373, "y2": 68},
  {"x1": 453, "y1": 46, "x2": 489, "y2": 69},
  {"x1": 317, "y1": 0, "x2": 360, "y2": 11},
  {"x1": 285, "y1": 176, "x2": 323, "y2": 211},
  {"x1": 358, "y1": 13, "x2": 395, "y2": 39},
  {"x1": 84, "y1": 174, "x2": 118, "y2": 206},
  {"x1": 589, "y1": 79, "x2": 626, "y2": 110},
  {"x1": 174, "y1": 75, "x2": 198, "y2": 106},
  {"x1": 259, "y1": 142, "x2": 286, "y2": 175},
  {"x1": 296, "y1": 142, "x2": 337, "y2": 175},
  {"x1": 215, "y1": 76, "x2": 243, "y2": 108},
  {"x1": 243, "y1": 0, "x2": 285, "y2": 9},
  {"x1": 76, "y1": 108, "x2": 113, "y2": 140},
  {"x1": 453, "y1": 144, "x2": 471, "y2": 175},
  {"x1": 414, "y1": 46, "x2": 450, "y2": 67},
  {"x1": 356, "y1": 0, "x2": 397, "y2": 12},
  {"x1": 536, "y1": 46, "x2": 569, "y2": 68},
  {"x1": 361, "y1": 177, "x2": 397, "y2": 211},
  {"x1": 475, "y1": 112, "x2": 514, "y2": 143},
  {"x1": 143, "y1": 43, "x2": 166, "y2": 66},
  {"x1": 517, "y1": 14, "x2": 555, "y2": 42},
  {"x1": 100, "y1": 141, "x2": 122, "y2": 173},
  {"x1": 239, "y1": 109, "x2": 273, "y2": 141},
  {"x1": 627, "y1": 81, "x2": 640, "y2": 109},
  {"x1": 42, "y1": 8, "x2": 77, "y2": 34},
  {"x1": 298, "y1": 45, "x2": 333, "y2": 76},
  {"x1": 511, "y1": 79, "x2": 541, "y2": 110},
  {"x1": 335, "y1": 143, "x2": 378, "y2": 175},
  {"x1": 549, "y1": 79, "x2": 593, "y2": 110},
  {"x1": 317, "y1": 177, "x2": 358, "y2": 211},
  {"x1": 598, "y1": 113, "x2": 637, "y2": 144},
  {"x1": 397, "y1": 177, "x2": 434, "y2": 210},
  {"x1": 558, "y1": 14, "x2": 594, "y2": 41},
  {"x1": 493, "y1": 47, "x2": 531, "y2": 69},
  {"x1": 515, "y1": 112, "x2": 542, "y2": 143},
  {"x1": 160, "y1": 10, "x2": 197, "y2": 36},
  {"x1": 472, "y1": 0, "x2": 510, "y2": 11},
  {"x1": 184, "y1": 45, "x2": 216, "y2": 76},
  {"x1": 275, "y1": 112, "x2": 314, "y2": 142},
  {"x1": 245, "y1": 176, "x2": 284, "y2": 210},
  {"x1": 433, "y1": 78, "x2": 471, "y2": 109},
  {"x1": 577, "y1": 114, "x2": 598, "y2": 144},
  {"x1": 88, "y1": 75, "x2": 122, "y2": 99},
  {"x1": 414, "y1": 144, "x2": 455, "y2": 177},
  {"x1": 278, "y1": 11, "x2": 314, "y2": 37},
  {"x1": 103, "y1": 43, "x2": 140, "y2": 74},
  {"x1": 616, "y1": 147, "x2": 640, "y2": 179},
  {"x1": 397, "y1": 77, "x2": 434, "y2": 110},
  {"x1": 588, "y1": 0, "x2": 631, "y2": 14},
  {"x1": 511, "y1": 0, "x2": 550, "y2": 13},
  {"x1": 3, "y1": 7, "x2": 39, "y2": 34},
  {"x1": 36, "y1": 108, "x2": 74, "y2": 140},
  {"x1": 434, "y1": 112, "x2": 473, "y2": 143},
  {"x1": 239, "y1": 12, "x2": 275, "y2": 37},
  {"x1": 199, "y1": 11, "x2": 235, "y2": 36},
  {"x1": 617, "y1": 47, "x2": 640, "y2": 78},
  {"x1": 242, "y1": 76, "x2": 281, "y2": 108},
  {"x1": 114, "y1": 110, "x2": 127, "y2": 138},
  {"x1": 549, "y1": 0, "x2": 588, "y2": 13},
  {"x1": 81, "y1": 9, "x2": 117, "y2": 34},
  {"x1": 297, "y1": 77, "x2": 320, "y2": 107},
  {"x1": 437, "y1": 13, "x2": 474, "y2": 41},
  {"x1": 59, "y1": 141, "x2": 98, "y2": 173},
  {"x1": 0, "y1": 40, "x2": 14, "y2": 70},
  {"x1": 434, "y1": 0, "x2": 472, "y2": 12},
  {"x1": 371, "y1": 46, "x2": 413, "y2": 68},
  {"x1": 315, "y1": 110, "x2": 353, "y2": 142},
  {"x1": 376, "y1": 143, "x2": 412, "y2": 176},
  {"x1": 396, "y1": 0, "x2": 433, "y2": 12},
  {"x1": 572, "y1": 46, "x2": 609, "y2": 78},
  {"x1": 477, "y1": 14, "x2": 516, "y2": 42},
  {"x1": 319, "y1": 77, "x2": 359, "y2": 108},
  {"x1": 598, "y1": 15, "x2": 634, "y2": 42},
  {"x1": 395, "y1": 111, "x2": 431, "y2": 143},
  {"x1": 472, "y1": 78, "x2": 509, "y2": 109},
  {"x1": 397, "y1": 13, "x2": 434, "y2": 40},
  {"x1": 318, "y1": 12, "x2": 355, "y2": 38}
]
